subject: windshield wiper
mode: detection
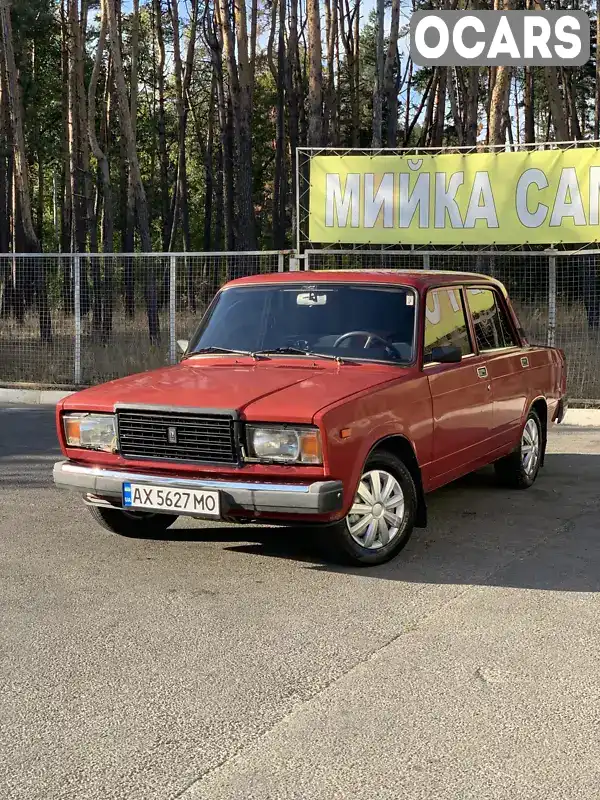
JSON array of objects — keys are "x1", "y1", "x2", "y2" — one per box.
[
  {"x1": 183, "y1": 346, "x2": 262, "y2": 360},
  {"x1": 254, "y1": 347, "x2": 309, "y2": 356},
  {"x1": 254, "y1": 347, "x2": 349, "y2": 364}
]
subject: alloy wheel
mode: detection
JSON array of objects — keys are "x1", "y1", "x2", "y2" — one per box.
[{"x1": 521, "y1": 418, "x2": 541, "y2": 477}]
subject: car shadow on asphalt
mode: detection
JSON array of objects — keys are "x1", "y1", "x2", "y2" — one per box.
[
  {"x1": 2, "y1": 406, "x2": 599, "y2": 592},
  {"x1": 164, "y1": 452, "x2": 600, "y2": 592}
]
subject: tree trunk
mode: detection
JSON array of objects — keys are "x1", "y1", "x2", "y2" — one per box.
[
  {"x1": 80, "y1": 0, "x2": 94, "y2": 255},
  {"x1": 0, "y1": 8, "x2": 38, "y2": 253},
  {"x1": 105, "y1": 0, "x2": 158, "y2": 343},
  {"x1": 0, "y1": 40, "x2": 11, "y2": 316},
  {"x1": 524, "y1": 66, "x2": 534, "y2": 144},
  {"x1": 404, "y1": 58, "x2": 412, "y2": 139},
  {"x1": 124, "y1": 0, "x2": 140, "y2": 255},
  {"x1": 286, "y1": 0, "x2": 301, "y2": 213},
  {"x1": 214, "y1": 142, "x2": 224, "y2": 251},
  {"x1": 0, "y1": 0, "x2": 50, "y2": 344},
  {"x1": 204, "y1": 5, "x2": 234, "y2": 250},
  {"x1": 596, "y1": 0, "x2": 600, "y2": 139},
  {"x1": 88, "y1": 0, "x2": 114, "y2": 340},
  {"x1": 323, "y1": 0, "x2": 338, "y2": 144},
  {"x1": 371, "y1": 0, "x2": 384, "y2": 147},
  {"x1": 448, "y1": 67, "x2": 463, "y2": 145},
  {"x1": 217, "y1": 0, "x2": 257, "y2": 249},
  {"x1": 420, "y1": 69, "x2": 438, "y2": 145},
  {"x1": 431, "y1": 67, "x2": 447, "y2": 146},
  {"x1": 564, "y1": 68, "x2": 581, "y2": 140},
  {"x1": 168, "y1": 0, "x2": 197, "y2": 255},
  {"x1": 353, "y1": 0, "x2": 360, "y2": 145},
  {"x1": 489, "y1": 64, "x2": 512, "y2": 145},
  {"x1": 307, "y1": 0, "x2": 323, "y2": 145},
  {"x1": 488, "y1": 0, "x2": 513, "y2": 146},
  {"x1": 0, "y1": 62, "x2": 8, "y2": 257},
  {"x1": 272, "y1": 0, "x2": 286, "y2": 247},
  {"x1": 463, "y1": 66, "x2": 479, "y2": 146},
  {"x1": 405, "y1": 69, "x2": 435, "y2": 145},
  {"x1": 233, "y1": 0, "x2": 256, "y2": 248},
  {"x1": 383, "y1": 0, "x2": 401, "y2": 146},
  {"x1": 67, "y1": 0, "x2": 85, "y2": 255},
  {"x1": 59, "y1": 0, "x2": 72, "y2": 316},
  {"x1": 532, "y1": 0, "x2": 569, "y2": 141},
  {"x1": 544, "y1": 66, "x2": 569, "y2": 141},
  {"x1": 153, "y1": 0, "x2": 170, "y2": 250},
  {"x1": 193, "y1": 75, "x2": 215, "y2": 252}
]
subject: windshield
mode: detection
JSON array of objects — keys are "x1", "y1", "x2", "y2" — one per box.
[{"x1": 187, "y1": 283, "x2": 417, "y2": 364}]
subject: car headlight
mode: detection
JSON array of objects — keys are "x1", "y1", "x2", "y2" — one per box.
[
  {"x1": 246, "y1": 425, "x2": 323, "y2": 464},
  {"x1": 63, "y1": 413, "x2": 117, "y2": 453}
]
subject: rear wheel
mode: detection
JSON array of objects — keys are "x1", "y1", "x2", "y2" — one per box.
[
  {"x1": 323, "y1": 451, "x2": 417, "y2": 566},
  {"x1": 494, "y1": 409, "x2": 544, "y2": 489},
  {"x1": 88, "y1": 505, "x2": 178, "y2": 537}
]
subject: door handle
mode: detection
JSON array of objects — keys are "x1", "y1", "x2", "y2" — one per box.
[{"x1": 477, "y1": 366, "x2": 488, "y2": 379}]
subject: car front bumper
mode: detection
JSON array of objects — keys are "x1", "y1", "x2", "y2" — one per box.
[{"x1": 53, "y1": 461, "x2": 344, "y2": 516}]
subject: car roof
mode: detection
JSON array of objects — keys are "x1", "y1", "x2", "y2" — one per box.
[{"x1": 225, "y1": 269, "x2": 504, "y2": 291}]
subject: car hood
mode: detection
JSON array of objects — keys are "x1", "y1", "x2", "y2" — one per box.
[{"x1": 61, "y1": 358, "x2": 405, "y2": 422}]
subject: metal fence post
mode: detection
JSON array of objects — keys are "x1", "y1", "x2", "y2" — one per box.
[
  {"x1": 422, "y1": 254, "x2": 430, "y2": 270},
  {"x1": 169, "y1": 255, "x2": 177, "y2": 365},
  {"x1": 277, "y1": 253, "x2": 285, "y2": 272},
  {"x1": 547, "y1": 251, "x2": 557, "y2": 348},
  {"x1": 289, "y1": 255, "x2": 301, "y2": 271},
  {"x1": 74, "y1": 254, "x2": 82, "y2": 385}
]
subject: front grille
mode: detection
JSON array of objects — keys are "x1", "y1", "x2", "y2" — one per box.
[{"x1": 117, "y1": 410, "x2": 237, "y2": 464}]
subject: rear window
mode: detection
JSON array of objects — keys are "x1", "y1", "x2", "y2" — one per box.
[
  {"x1": 424, "y1": 287, "x2": 473, "y2": 361},
  {"x1": 466, "y1": 288, "x2": 517, "y2": 351}
]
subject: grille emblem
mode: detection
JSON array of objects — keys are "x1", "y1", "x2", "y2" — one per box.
[{"x1": 167, "y1": 426, "x2": 178, "y2": 444}]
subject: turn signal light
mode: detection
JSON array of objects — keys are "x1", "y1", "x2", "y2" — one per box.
[
  {"x1": 64, "y1": 417, "x2": 82, "y2": 446},
  {"x1": 299, "y1": 430, "x2": 323, "y2": 464}
]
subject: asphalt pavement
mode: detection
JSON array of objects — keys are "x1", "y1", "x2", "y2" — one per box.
[{"x1": 1, "y1": 404, "x2": 599, "y2": 800}]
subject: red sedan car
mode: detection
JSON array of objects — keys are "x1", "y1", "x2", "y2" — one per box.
[{"x1": 53, "y1": 270, "x2": 568, "y2": 566}]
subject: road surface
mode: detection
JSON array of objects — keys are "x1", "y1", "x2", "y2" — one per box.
[{"x1": 1, "y1": 404, "x2": 599, "y2": 800}]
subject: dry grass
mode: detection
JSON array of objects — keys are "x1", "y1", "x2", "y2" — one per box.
[
  {"x1": 0, "y1": 307, "x2": 207, "y2": 387},
  {"x1": 1, "y1": 300, "x2": 599, "y2": 399}
]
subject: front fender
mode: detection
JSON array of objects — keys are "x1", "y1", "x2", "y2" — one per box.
[{"x1": 316, "y1": 377, "x2": 433, "y2": 515}]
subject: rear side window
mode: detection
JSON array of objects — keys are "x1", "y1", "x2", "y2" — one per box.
[
  {"x1": 466, "y1": 288, "x2": 517, "y2": 351},
  {"x1": 424, "y1": 287, "x2": 473, "y2": 362}
]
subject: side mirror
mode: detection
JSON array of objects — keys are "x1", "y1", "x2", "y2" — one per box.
[
  {"x1": 177, "y1": 339, "x2": 189, "y2": 354},
  {"x1": 427, "y1": 345, "x2": 462, "y2": 364}
]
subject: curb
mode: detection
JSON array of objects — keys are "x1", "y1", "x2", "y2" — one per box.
[
  {"x1": 0, "y1": 388, "x2": 75, "y2": 405},
  {"x1": 561, "y1": 408, "x2": 600, "y2": 427},
  {"x1": 1, "y1": 387, "x2": 600, "y2": 428}
]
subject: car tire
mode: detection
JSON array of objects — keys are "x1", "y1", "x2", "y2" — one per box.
[
  {"x1": 88, "y1": 505, "x2": 178, "y2": 537},
  {"x1": 494, "y1": 408, "x2": 544, "y2": 489},
  {"x1": 323, "y1": 451, "x2": 418, "y2": 567}
]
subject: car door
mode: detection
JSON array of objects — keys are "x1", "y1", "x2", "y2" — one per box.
[
  {"x1": 465, "y1": 286, "x2": 528, "y2": 448},
  {"x1": 423, "y1": 285, "x2": 495, "y2": 486}
]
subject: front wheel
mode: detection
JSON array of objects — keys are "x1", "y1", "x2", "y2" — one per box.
[
  {"x1": 88, "y1": 505, "x2": 178, "y2": 537},
  {"x1": 494, "y1": 409, "x2": 544, "y2": 489},
  {"x1": 322, "y1": 451, "x2": 418, "y2": 566}
]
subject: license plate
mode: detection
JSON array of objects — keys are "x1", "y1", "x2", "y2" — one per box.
[{"x1": 122, "y1": 482, "x2": 220, "y2": 517}]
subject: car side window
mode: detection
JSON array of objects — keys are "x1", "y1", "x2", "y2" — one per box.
[
  {"x1": 466, "y1": 288, "x2": 517, "y2": 351},
  {"x1": 423, "y1": 287, "x2": 473, "y2": 363}
]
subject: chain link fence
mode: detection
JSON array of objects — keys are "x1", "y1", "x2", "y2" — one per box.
[
  {"x1": 304, "y1": 249, "x2": 600, "y2": 402},
  {"x1": 2, "y1": 248, "x2": 599, "y2": 401},
  {"x1": 0, "y1": 252, "x2": 286, "y2": 387}
]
